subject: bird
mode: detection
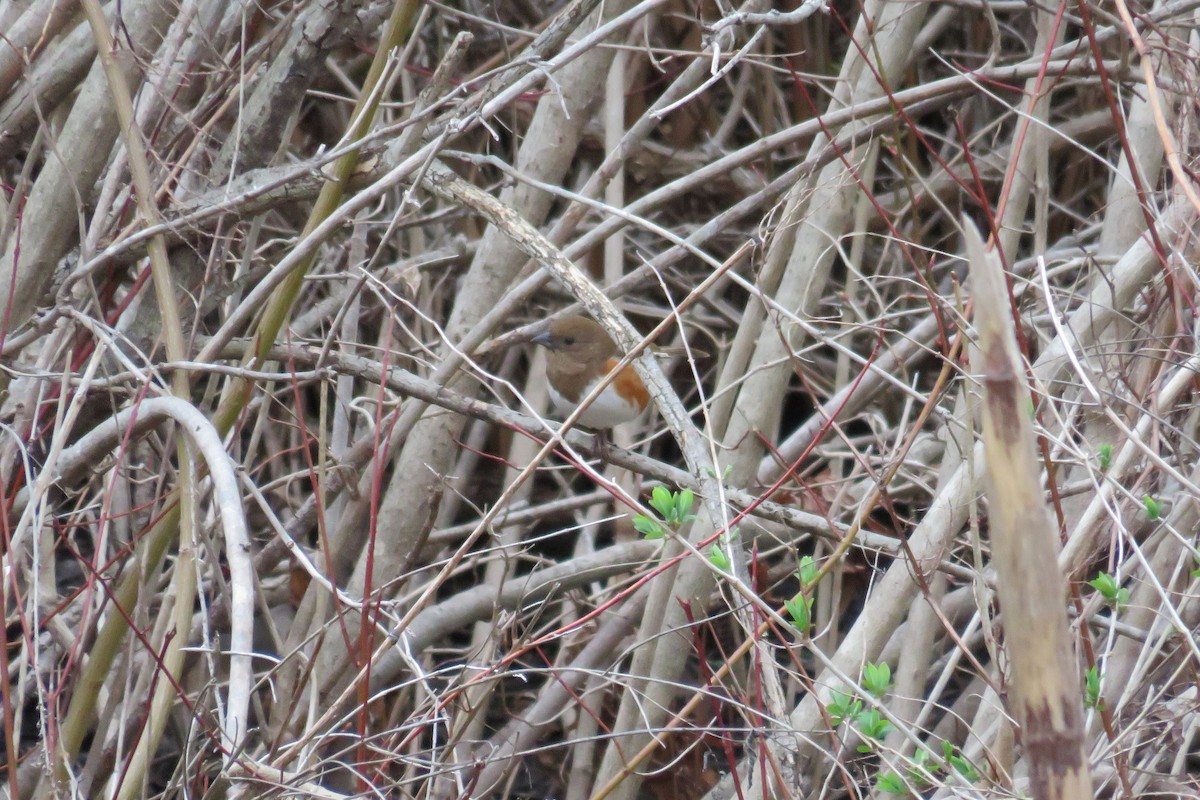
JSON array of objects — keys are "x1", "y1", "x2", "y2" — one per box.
[{"x1": 531, "y1": 315, "x2": 650, "y2": 430}]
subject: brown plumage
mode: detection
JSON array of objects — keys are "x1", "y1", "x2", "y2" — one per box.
[{"x1": 531, "y1": 315, "x2": 650, "y2": 429}]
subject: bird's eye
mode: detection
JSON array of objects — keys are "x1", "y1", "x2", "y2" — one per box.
[{"x1": 564, "y1": 337, "x2": 575, "y2": 345}]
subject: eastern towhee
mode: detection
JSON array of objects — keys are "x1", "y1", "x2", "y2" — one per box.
[{"x1": 531, "y1": 315, "x2": 650, "y2": 429}]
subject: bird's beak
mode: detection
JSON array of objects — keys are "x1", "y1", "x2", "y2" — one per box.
[{"x1": 530, "y1": 328, "x2": 553, "y2": 348}]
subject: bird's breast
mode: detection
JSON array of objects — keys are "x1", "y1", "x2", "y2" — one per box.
[{"x1": 547, "y1": 369, "x2": 646, "y2": 429}]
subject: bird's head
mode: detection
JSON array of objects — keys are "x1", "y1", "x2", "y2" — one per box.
[{"x1": 531, "y1": 315, "x2": 618, "y2": 363}]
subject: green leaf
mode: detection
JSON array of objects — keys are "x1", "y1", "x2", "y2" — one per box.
[
  {"x1": 863, "y1": 662, "x2": 892, "y2": 697},
  {"x1": 856, "y1": 708, "x2": 892, "y2": 737},
  {"x1": 707, "y1": 545, "x2": 730, "y2": 571},
  {"x1": 785, "y1": 594, "x2": 812, "y2": 632},
  {"x1": 633, "y1": 515, "x2": 666, "y2": 540},
  {"x1": 907, "y1": 748, "x2": 935, "y2": 787},
  {"x1": 797, "y1": 555, "x2": 818, "y2": 587},
  {"x1": 949, "y1": 754, "x2": 979, "y2": 782},
  {"x1": 1088, "y1": 572, "x2": 1117, "y2": 599},
  {"x1": 875, "y1": 772, "x2": 906, "y2": 794},
  {"x1": 940, "y1": 741, "x2": 979, "y2": 782},
  {"x1": 650, "y1": 486, "x2": 674, "y2": 520},
  {"x1": 1097, "y1": 443, "x2": 1113, "y2": 471},
  {"x1": 854, "y1": 708, "x2": 892, "y2": 751},
  {"x1": 827, "y1": 690, "x2": 860, "y2": 728},
  {"x1": 1088, "y1": 572, "x2": 1127, "y2": 608},
  {"x1": 675, "y1": 488, "x2": 694, "y2": 521},
  {"x1": 1143, "y1": 494, "x2": 1163, "y2": 520},
  {"x1": 645, "y1": 487, "x2": 698, "y2": 528},
  {"x1": 1084, "y1": 665, "x2": 1103, "y2": 709}
]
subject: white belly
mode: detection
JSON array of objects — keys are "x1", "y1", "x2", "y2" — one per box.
[{"x1": 547, "y1": 383, "x2": 641, "y2": 429}]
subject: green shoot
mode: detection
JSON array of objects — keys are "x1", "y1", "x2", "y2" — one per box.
[
  {"x1": 784, "y1": 594, "x2": 813, "y2": 632},
  {"x1": 649, "y1": 485, "x2": 696, "y2": 526},
  {"x1": 1142, "y1": 494, "x2": 1163, "y2": 520},
  {"x1": 632, "y1": 515, "x2": 666, "y2": 540},
  {"x1": 796, "y1": 554, "x2": 818, "y2": 587},
  {"x1": 941, "y1": 740, "x2": 979, "y2": 782},
  {"x1": 1087, "y1": 571, "x2": 1129, "y2": 609},
  {"x1": 707, "y1": 544, "x2": 730, "y2": 571},
  {"x1": 633, "y1": 486, "x2": 697, "y2": 541},
  {"x1": 826, "y1": 689, "x2": 861, "y2": 728},
  {"x1": 1084, "y1": 665, "x2": 1103, "y2": 710},
  {"x1": 863, "y1": 661, "x2": 892, "y2": 697},
  {"x1": 875, "y1": 771, "x2": 906, "y2": 794},
  {"x1": 854, "y1": 708, "x2": 893, "y2": 752}
]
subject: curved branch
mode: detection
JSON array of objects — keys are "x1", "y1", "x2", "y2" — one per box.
[{"x1": 45, "y1": 397, "x2": 253, "y2": 758}]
